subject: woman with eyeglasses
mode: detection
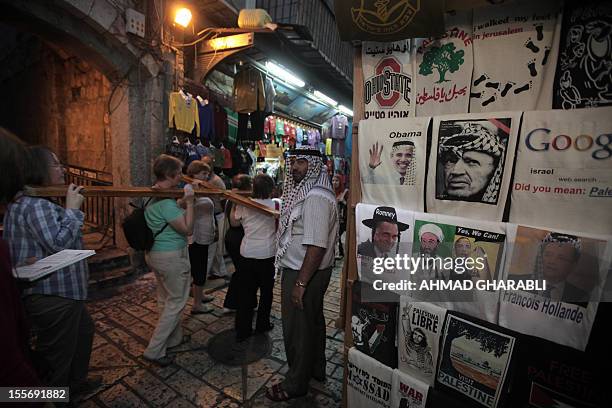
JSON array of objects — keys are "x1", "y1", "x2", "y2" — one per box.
[{"x1": 3, "y1": 145, "x2": 100, "y2": 394}]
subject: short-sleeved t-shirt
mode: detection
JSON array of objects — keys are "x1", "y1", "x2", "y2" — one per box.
[
  {"x1": 145, "y1": 199, "x2": 186, "y2": 251},
  {"x1": 235, "y1": 198, "x2": 279, "y2": 259},
  {"x1": 278, "y1": 190, "x2": 338, "y2": 270}
]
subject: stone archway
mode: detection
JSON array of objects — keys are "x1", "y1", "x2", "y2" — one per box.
[{"x1": 0, "y1": 0, "x2": 174, "y2": 249}]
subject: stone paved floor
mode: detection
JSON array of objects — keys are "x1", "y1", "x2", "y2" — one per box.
[{"x1": 78, "y1": 260, "x2": 345, "y2": 407}]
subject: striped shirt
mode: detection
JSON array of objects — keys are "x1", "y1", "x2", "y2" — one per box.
[
  {"x1": 3, "y1": 195, "x2": 88, "y2": 300},
  {"x1": 278, "y1": 189, "x2": 338, "y2": 270}
]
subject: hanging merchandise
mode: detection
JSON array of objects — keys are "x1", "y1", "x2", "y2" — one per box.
[
  {"x1": 331, "y1": 113, "x2": 349, "y2": 156},
  {"x1": 198, "y1": 98, "x2": 214, "y2": 141},
  {"x1": 509, "y1": 108, "x2": 612, "y2": 235},
  {"x1": 436, "y1": 314, "x2": 516, "y2": 408},
  {"x1": 553, "y1": 0, "x2": 612, "y2": 109},
  {"x1": 169, "y1": 91, "x2": 200, "y2": 134},
  {"x1": 362, "y1": 40, "x2": 414, "y2": 120},
  {"x1": 165, "y1": 136, "x2": 188, "y2": 163},
  {"x1": 325, "y1": 138, "x2": 332, "y2": 156},
  {"x1": 275, "y1": 117, "x2": 285, "y2": 136},
  {"x1": 426, "y1": 111, "x2": 521, "y2": 221},
  {"x1": 415, "y1": 10, "x2": 473, "y2": 116},
  {"x1": 351, "y1": 281, "x2": 398, "y2": 368},
  {"x1": 355, "y1": 203, "x2": 414, "y2": 288},
  {"x1": 390, "y1": 369, "x2": 429, "y2": 408},
  {"x1": 227, "y1": 108, "x2": 238, "y2": 145},
  {"x1": 195, "y1": 139, "x2": 210, "y2": 158},
  {"x1": 213, "y1": 103, "x2": 228, "y2": 143},
  {"x1": 264, "y1": 76, "x2": 276, "y2": 113},
  {"x1": 409, "y1": 212, "x2": 506, "y2": 324},
  {"x1": 359, "y1": 117, "x2": 430, "y2": 211},
  {"x1": 347, "y1": 348, "x2": 393, "y2": 408},
  {"x1": 233, "y1": 67, "x2": 265, "y2": 114},
  {"x1": 397, "y1": 300, "x2": 446, "y2": 386},
  {"x1": 499, "y1": 224, "x2": 612, "y2": 351},
  {"x1": 469, "y1": 0, "x2": 562, "y2": 113}
]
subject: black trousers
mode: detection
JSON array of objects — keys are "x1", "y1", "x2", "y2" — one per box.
[
  {"x1": 234, "y1": 257, "x2": 275, "y2": 339},
  {"x1": 223, "y1": 226, "x2": 244, "y2": 310},
  {"x1": 23, "y1": 294, "x2": 94, "y2": 387},
  {"x1": 188, "y1": 242, "x2": 209, "y2": 286}
]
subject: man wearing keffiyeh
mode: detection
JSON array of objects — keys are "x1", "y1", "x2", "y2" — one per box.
[
  {"x1": 439, "y1": 122, "x2": 505, "y2": 203},
  {"x1": 267, "y1": 146, "x2": 339, "y2": 401},
  {"x1": 534, "y1": 232, "x2": 590, "y2": 306}
]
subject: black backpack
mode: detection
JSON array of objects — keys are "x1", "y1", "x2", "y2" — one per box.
[{"x1": 121, "y1": 198, "x2": 168, "y2": 252}]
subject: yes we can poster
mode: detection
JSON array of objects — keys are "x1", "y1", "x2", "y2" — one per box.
[
  {"x1": 348, "y1": 347, "x2": 393, "y2": 408},
  {"x1": 359, "y1": 117, "x2": 430, "y2": 210},
  {"x1": 397, "y1": 300, "x2": 446, "y2": 385},
  {"x1": 437, "y1": 314, "x2": 516, "y2": 408},
  {"x1": 426, "y1": 111, "x2": 521, "y2": 221},
  {"x1": 469, "y1": 0, "x2": 562, "y2": 112},
  {"x1": 415, "y1": 10, "x2": 473, "y2": 116},
  {"x1": 363, "y1": 40, "x2": 415, "y2": 120},
  {"x1": 509, "y1": 108, "x2": 612, "y2": 235},
  {"x1": 499, "y1": 224, "x2": 612, "y2": 351},
  {"x1": 409, "y1": 212, "x2": 506, "y2": 323}
]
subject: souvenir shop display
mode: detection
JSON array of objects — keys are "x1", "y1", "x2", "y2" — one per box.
[{"x1": 341, "y1": 1, "x2": 612, "y2": 407}]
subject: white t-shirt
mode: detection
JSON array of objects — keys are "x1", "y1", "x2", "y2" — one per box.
[
  {"x1": 192, "y1": 197, "x2": 215, "y2": 245},
  {"x1": 235, "y1": 198, "x2": 280, "y2": 259}
]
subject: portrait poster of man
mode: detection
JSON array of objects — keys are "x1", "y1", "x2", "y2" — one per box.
[
  {"x1": 397, "y1": 299, "x2": 446, "y2": 386},
  {"x1": 358, "y1": 117, "x2": 430, "y2": 211},
  {"x1": 347, "y1": 347, "x2": 393, "y2": 408},
  {"x1": 390, "y1": 368, "x2": 429, "y2": 408},
  {"x1": 499, "y1": 224, "x2": 612, "y2": 351},
  {"x1": 411, "y1": 212, "x2": 506, "y2": 323},
  {"x1": 437, "y1": 314, "x2": 516, "y2": 408},
  {"x1": 426, "y1": 112, "x2": 521, "y2": 221},
  {"x1": 356, "y1": 203, "x2": 414, "y2": 290},
  {"x1": 351, "y1": 281, "x2": 399, "y2": 368},
  {"x1": 509, "y1": 108, "x2": 612, "y2": 235}
]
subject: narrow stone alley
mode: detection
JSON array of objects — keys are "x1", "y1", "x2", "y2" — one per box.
[{"x1": 77, "y1": 262, "x2": 345, "y2": 407}]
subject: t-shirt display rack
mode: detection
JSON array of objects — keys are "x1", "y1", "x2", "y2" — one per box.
[{"x1": 339, "y1": 1, "x2": 612, "y2": 408}]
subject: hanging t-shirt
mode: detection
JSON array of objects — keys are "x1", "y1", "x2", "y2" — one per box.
[
  {"x1": 469, "y1": 0, "x2": 562, "y2": 113},
  {"x1": 351, "y1": 281, "x2": 398, "y2": 368},
  {"x1": 415, "y1": 10, "x2": 473, "y2": 116},
  {"x1": 296, "y1": 127, "x2": 303, "y2": 143},
  {"x1": 390, "y1": 369, "x2": 429, "y2": 408},
  {"x1": 398, "y1": 300, "x2": 446, "y2": 386},
  {"x1": 169, "y1": 92, "x2": 200, "y2": 134},
  {"x1": 362, "y1": 40, "x2": 415, "y2": 119},
  {"x1": 436, "y1": 314, "x2": 516, "y2": 408},
  {"x1": 221, "y1": 147, "x2": 232, "y2": 169},
  {"x1": 283, "y1": 122, "x2": 291, "y2": 136},
  {"x1": 195, "y1": 142, "x2": 210, "y2": 159},
  {"x1": 509, "y1": 108, "x2": 612, "y2": 235},
  {"x1": 331, "y1": 114, "x2": 348, "y2": 139},
  {"x1": 185, "y1": 143, "x2": 199, "y2": 166},
  {"x1": 499, "y1": 224, "x2": 611, "y2": 351},
  {"x1": 275, "y1": 118, "x2": 285, "y2": 135},
  {"x1": 347, "y1": 348, "x2": 393, "y2": 408},
  {"x1": 426, "y1": 111, "x2": 521, "y2": 221},
  {"x1": 359, "y1": 117, "x2": 430, "y2": 211},
  {"x1": 553, "y1": 0, "x2": 612, "y2": 109},
  {"x1": 198, "y1": 100, "x2": 214, "y2": 141}
]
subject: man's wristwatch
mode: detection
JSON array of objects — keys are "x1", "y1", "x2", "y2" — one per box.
[{"x1": 295, "y1": 279, "x2": 307, "y2": 288}]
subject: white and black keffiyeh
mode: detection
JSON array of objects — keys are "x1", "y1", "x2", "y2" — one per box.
[
  {"x1": 275, "y1": 146, "x2": 337, "y2": 271},
  {"x1": 533, "y1": 232, "x2": 582, "y2": 285},
  {"x1": 440, "y1": 123, "x2": 505, "y2": 203}
]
